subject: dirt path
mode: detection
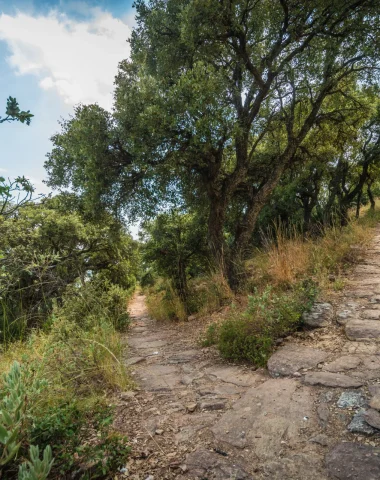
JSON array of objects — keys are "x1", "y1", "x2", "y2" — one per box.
[{"x1": 116, "y1": 232, "x2": 380, "y2": 480}]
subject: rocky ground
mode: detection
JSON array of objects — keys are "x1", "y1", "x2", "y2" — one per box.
[{"x1": 114, "y1": 232, "x2": 380, "y2": 480}]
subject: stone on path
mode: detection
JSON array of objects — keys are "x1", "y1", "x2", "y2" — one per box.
[
  {"x1": 364, "y1": 408, "x2": 380, "y2": 430},
  {"x1": 268, "y1": 345, "x2": 328, "y2": 377},
  {"x1": 184, "y1": 449, "x2": 251, "y2": 480},
  {"x1": 326, "y1": 442, "x2": 380, "y2": 480},
  {"x1": 323, "y1": 355, "x2": 361, "y2": 373},
  {"x1": 263, "y1": 455, "x2": 328, "y2": 480},
  {"x1": 302, "y1": 303, "x2": 333, "y2": 328},
  {"x1": 126, "y1": 356, "x2": 146, "y2": 366},
  {"x1": 199, "y1": 399, "x2": 226, "y2": 411},
  {"x1": 363, "y1": 309, "x2": 380, "y2": 320},
  {"x1": 204, "y1": 365, "x2": 258, "y2": 387},
  {"x1": 211, "y1": 378, "x2": 315, "y2": 450},
  {"x1": 346, "y1": 320, "x2": 380, "y2": 341},
  {"x1": 369, "y1": 394, "x2": 380, "y2": 410},
  {"x1": 349, "y1": 289, "x2": 374, "y2": 298},
  {"x1": 303, "y1": 372, "x2": 363, "y2": 388},
  {"x1": 337, "y1": 390, "x2": 366, "y2": 408},
  {"x1": 309, "y1": 434, "x2": 330, "y2": 446},
  {"x1": 317, "y1": 403, "x2": 330, "y2": 425},
  {"x1": 347, "y1": 409, "x2": 377, "y2": 434}
]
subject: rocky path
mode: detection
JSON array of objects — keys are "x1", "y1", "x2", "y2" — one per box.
[{"x1": 116, "y1": 232, "x2": 380, "y2": 480}]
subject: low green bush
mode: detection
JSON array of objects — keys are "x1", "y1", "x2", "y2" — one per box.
[
  {"x1": 31, "y1": 400, "x2": 130, "y2": 478},
  {"x1": 205, "y1": 281, "x2": 317, "y2": 365}
]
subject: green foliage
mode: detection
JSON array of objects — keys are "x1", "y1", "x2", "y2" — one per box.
[
  {"x1": 18, "y1": 445, "x2": 53, "y2": 480},
  {"x1": 45, "y1": 0, "x2": 380, "y2": 288},
  {"x1": 0, "y1": 196, "x2": 138, "y2": 341},
  {"x1": 0, "y1": 97, "x2": 33, "y2": 126},
  {"x1": 30, "y1": 401, "x2": 130, "y2": 478},
  {"x1": 0, "y1": 362, "x2": 48, "y2": 468},
  {"x1": 0, "y1": 176, "x2": 36, "y2": 218},
  {"x1": 59, "y1": 280, "x2": 132, "y2": 332},
  {"x1": 206, "y1": 282, "x2": 317, "y2": 365},
  {"x1": 142, "y1": 210, "x2": 208, "y2": 307}
]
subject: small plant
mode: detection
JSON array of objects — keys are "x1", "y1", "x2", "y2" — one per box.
[
  {"x1": 18, "y1": 445, "x2": 54, "y2": 480},
  {"x1": 206, "y1": 281, "x2": 317, "y2": 366},
  {"x1": 0, "y1": 361, "x2": 47, "y2": 467}
]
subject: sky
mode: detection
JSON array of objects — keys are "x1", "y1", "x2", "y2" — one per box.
[{"x1": 0, "y1": 0, "x2": 136, "y2": 196}]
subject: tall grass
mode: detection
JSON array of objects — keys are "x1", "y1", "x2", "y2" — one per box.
[
  {"x1": 205, "y1": 209, "x2": 380, "y2": 365},
  {"x1": 146, "y1": 273, "x2": 232, "y2": 321},
  {"x1": 249, "y1": 211, "x2": 380, "y2": 292}
]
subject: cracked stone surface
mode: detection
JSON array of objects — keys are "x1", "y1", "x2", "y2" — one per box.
[
  {"x1": 267, "y1": 345, "x2": 328, "y2": 377},
  {"x1": 303, "y1": 372, "x2": 363, "y2": 388},
  {"x1": 323, "y1": 355, "x2": 362, "y2": 372},
  {"x1": 326, "y1": 443, "x2": 380, "y2": 479},
  {"x1": 116, "y1": 229, "x2": 380, "y2": 479}
]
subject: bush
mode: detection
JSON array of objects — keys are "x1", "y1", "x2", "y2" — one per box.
[
  {"x1": 206, "y1": 282, "x2": 317, "y2": 366},
  {"x1": 59, "y1": 280, "x2": 132, "y2": 332},
  {"x1": 0, "y1": 278, "x2": 132, "y2": 477},
  {"x1": 146, "y1": 280, "x2": 187, "y2": 321},
  {"x1": 30, "y1": 400, "x2": 130, "y2": 478},
  {"x1": 146, "y1": 273, "x2": 232, "y2": 321}
]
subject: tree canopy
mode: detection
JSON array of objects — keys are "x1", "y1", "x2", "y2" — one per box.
[{"x1": 45, "y1": 0, "x2": 380, "y2": 289}]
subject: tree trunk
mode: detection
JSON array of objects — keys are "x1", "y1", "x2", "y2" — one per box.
[
  {"x1": 368, "y1": 185, "x2": 376, "y2": 210},
  {"x1": 355, "y1": 189, "x2": 362, "y2": 219},
  {"x1": 207, "y1": 192, "x2": 228, "y2": 274},
  {"x1": 175, "y1": 256, "x2": 189, "y2": 313}
]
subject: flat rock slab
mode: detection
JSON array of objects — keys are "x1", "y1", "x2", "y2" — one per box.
[
  {"x1": 211, "y1": 378, "x2": 315, "y2": 451},
  {"x1": 302, "y1": 303, "x2": 333, "y2": 328},
  {"x1": 364, "y1": 408, "x2": 380, "y2": 430},
  {"x1": 337, "y1": 391, "x2": 366, "y2": 408},
  {"x1": 303, "y1": 372, "x2": 363, "y2": 388},
  {"x1": 346, "y1": 320, "x2": 380, "y2": 341},
  {"x1": 323, "y1": 356, "x2": 362, "y2": 373},
  {"x1": 369, "y1": 394, "x2": 380, "y2": 410},
  {"x1": 167, "y1": 350, "x2": 199, "y2": 364},
  {"x1": 129, "y1": 339, "x2": 168, "y2": 350},
  {"x1": 126, "y1": 356, "x2": 146, "y2": 366},
  {"x1": 349, "y1": 289, "x2": 374, "y2": 298},
  {"x1": 347, "y1": 409, "x2": 377, "y2": 434},
  {"x1": 326, "y1": 442, "x2": 380, "y2": 479},
  {"x1": 184, "y1": 449, "x2": 252, "y2": 480},
  {"x1": 268, "y1": 345, "x2": 328, "y2": 377},
  {"x1": 363, "y1": 309, "x2": 380, "y2": 320},
  {"x1": 204, "y1": 366, "x2": 259, "y2": 387},
  {"x1": 263, "y1": 454, "x2": 328, "y2": 480}
]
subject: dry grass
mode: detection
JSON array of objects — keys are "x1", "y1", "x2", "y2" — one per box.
[
  {"x1": 146, "y1": 281, "x2": 188, "y2": 321},
  {"x1": 248, "y1": 210, "x2": 379, "y2": 294}
]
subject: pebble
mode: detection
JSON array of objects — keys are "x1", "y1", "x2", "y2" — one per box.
[{"x1": 186, "y1": 403, "x2": 197, "y2": 413}]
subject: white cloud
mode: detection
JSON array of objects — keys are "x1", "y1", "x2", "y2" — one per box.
[{"x1": 0, "y1": 9, "x2": 132, "y2": 109}]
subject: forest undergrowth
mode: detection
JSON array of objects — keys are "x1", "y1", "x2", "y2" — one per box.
[{"x1": 146, "y1": 209, "x2": 380, "y2": 366}]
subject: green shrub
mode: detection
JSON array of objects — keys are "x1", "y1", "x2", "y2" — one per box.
[
  {"x1": 59, "y1": 280, "x2": 131, "y2": 332},
  {"x1": 0, "y1": 362, "x2": 48, "y2": 468},
  {"x1": 30, "y1": 401, "x2": 130, "y2": 478},
  {"x1": 206, "y1": 281, "x2": 317, "y2": 366}
]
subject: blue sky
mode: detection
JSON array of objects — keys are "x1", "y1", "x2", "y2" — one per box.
[{"x1": 0, "y1": 0, "x2": 135, "y2": 195}]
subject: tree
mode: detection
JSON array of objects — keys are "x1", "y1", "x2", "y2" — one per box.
[
  {"x1": 0, "y1": 96, "x2": 34, "y2": 125},
  {"x1": 0, "y1": 196, "x2": 138, "y2": 338},
  {"x1": 1, "y1": 97, "x2": 35, "y2": 216},
  {"x1": 0, "y1": 176, "x2": 36, "y2": 218},
  {"x1": 142, "y1": 210, "x2": 208, "y2": 308},
  {"x1": 46, "y1": 0, "x2": 380, "y2": 288}
]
